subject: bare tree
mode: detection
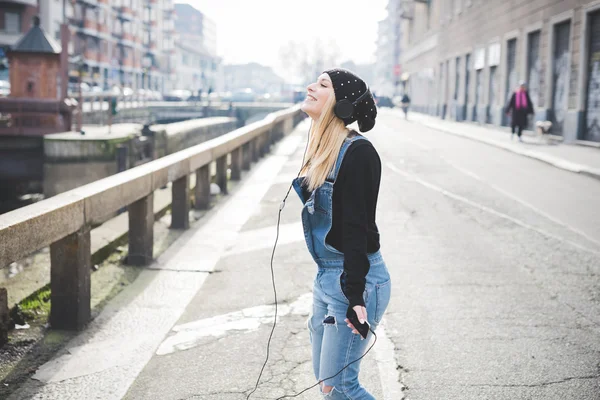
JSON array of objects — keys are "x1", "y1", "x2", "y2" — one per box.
[{"x1": 279, "y1": 39, "x2": 341, "y2": 86}]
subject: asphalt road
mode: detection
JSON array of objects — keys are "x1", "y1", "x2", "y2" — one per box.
[{"x1": 127, "y1": 110, "x2": 599, "y2": 399}]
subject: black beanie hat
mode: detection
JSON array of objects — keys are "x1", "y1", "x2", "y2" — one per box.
[{"x1": 323, "y1": 68, "x2": 377, "y2": 132}]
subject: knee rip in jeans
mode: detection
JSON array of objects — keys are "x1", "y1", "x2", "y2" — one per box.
[
  {"x1": 320, "y1": 384, "x2": 344, "y2": 397},
  {"x1": 323, "y1": 315, "x2": 338, "y2": 331}
]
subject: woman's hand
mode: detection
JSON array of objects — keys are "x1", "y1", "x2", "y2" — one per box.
[{"x1": 345, "y1": 305, "x2": 368, "y2": 338}]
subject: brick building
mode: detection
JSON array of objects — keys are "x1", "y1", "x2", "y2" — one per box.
[
  {"x1": 62, "y1": 0, "x2": 177, "y2": 91},
  {"x1": 0, "y1": 0, "x2": 178, "y2": 92},
  {"x1": 400, "y1": 0, "x2": 600, "y2": 143}
]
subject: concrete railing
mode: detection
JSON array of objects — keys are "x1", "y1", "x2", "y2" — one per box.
[{"x1": 0, "y1": 105, "x2": 304, "y2": 333}]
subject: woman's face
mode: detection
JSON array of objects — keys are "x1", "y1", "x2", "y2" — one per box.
[{"x1": 301, "y1": 73, "x2": 333, "y2": 120}]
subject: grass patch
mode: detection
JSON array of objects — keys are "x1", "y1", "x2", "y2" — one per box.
[{"x1": 11, "y1": 285, "x2": 51, "y2": 324}]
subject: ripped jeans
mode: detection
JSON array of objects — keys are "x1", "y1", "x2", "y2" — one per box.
[{"x1": 307, "y1": 254, "x2": 391, "y2": 399}]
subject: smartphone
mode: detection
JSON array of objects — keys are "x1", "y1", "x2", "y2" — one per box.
[{"x1": 346, "y1": 307, "x2": 370, "y2": 339}]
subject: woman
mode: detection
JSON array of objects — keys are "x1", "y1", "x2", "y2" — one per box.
[
  {"x1": 292, "y1": 68, "x2": 391, "y2": 399},
  {"x1": 505, "y1": 80, "x2": 534, "y2": 142}
]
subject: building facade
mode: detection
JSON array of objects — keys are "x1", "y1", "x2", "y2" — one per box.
[
  {"x1": 1, "y1": 0, "x2": 178, "y2": 92},
  {"x1": 168, "y1": 3, "x2": 219, "y2": 93},
  {"x1": 374, "y1": 0, "x2": 404, "y2": 97},
  {"x1": 401, "y1": 0, "x2": 600, "y2": 143},
  {"x1": 63, "y1": 0, "x2": 177, "y2": 91}
]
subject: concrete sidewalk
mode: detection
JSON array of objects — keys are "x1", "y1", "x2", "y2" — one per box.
[{"x1": 405, "y1": 110, "x2": 600, "y2": 181}]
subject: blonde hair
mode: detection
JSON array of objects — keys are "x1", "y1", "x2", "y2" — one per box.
[{"x1": 300, "y1": 92, "x2": 349, "y2": 192}]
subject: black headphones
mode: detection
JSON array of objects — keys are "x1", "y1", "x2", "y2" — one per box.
[{"x1": 333, "y1": 83, "x2": 372, "y2": 120}]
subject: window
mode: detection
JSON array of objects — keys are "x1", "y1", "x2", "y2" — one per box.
[{"x1": 5, "y1": 12, "x2": 21, "y2": 33}]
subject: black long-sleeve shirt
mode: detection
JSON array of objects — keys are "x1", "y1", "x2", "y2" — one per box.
[
  {"x1": 330, "y1": 139, "x2": 381, "y2": 307},
  {"x1": 302, "y1": 137, "x2": 382, "y2": 308}
]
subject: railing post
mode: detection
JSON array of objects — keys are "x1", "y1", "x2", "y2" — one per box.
[
  {"x1": 50, "y1": 228, "x2": 91, "y2": 330},
  {"x1": 216, "y1": 155, "x2": 228, "y2": 195},
  {"x1": 231, "y1": 147, "x2": 242, "y2": 180},
  {"x1": 0, "y1": 288, "x2": 8, "y2": 346},
  {"x1": 251, "y1": 139, "x2": 259, "y2": 162},
  {"x1": 263, "y1": 133, "x2": 270, "y2": 154},
  {"x1": 128, "y1": 192, "x2": 154, "y2": 266},
  {"x1": 242, "y1": 142, "x2": 251, "y2": 170},
  {"x1": 171, "y1": 175, "x2": 190, "y2": 229},
  {"x1": 258, "y1": 135, "x2": 266, "y2": 157},
  {"x1": 194, "y1": 165, "x2": 210, "y2": 210}
]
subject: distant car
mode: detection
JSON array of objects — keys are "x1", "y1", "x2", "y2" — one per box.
[
  {"x1": 90, "y1": 84, "x2": 104, "y2": 94},
  {"x1": 122, "y1": 87, "x2": 134, "y2": 97},
  {"x1": 0, "y1": 80, "x2": 9, "y2": 97},
  {"x1": 163, "y1": 89, "x2": 192, "y2": 101},
  {"x1": 68, "y1": 82, "x2": 90, "y2": 95},
  {"x1": 111, "y1": 85, "x2": 122, "y2": 96},
  {"x1": 231, "y1": 88, "x2": 255, "y2": 102},
  {"x1": 375, "y1": 96, "x2": 394, "y2": 108}
]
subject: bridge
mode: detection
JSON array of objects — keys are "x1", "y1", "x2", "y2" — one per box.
[
  {"x1": 1, "y1": 107, "x2": 599, "y2": 399},
  {"x1": 76, "y1": 94, "x2": 295, "y2": 126}
]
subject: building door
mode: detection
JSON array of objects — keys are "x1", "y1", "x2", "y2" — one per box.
[
  {"x1": 453, "y1": 57, "x2": 460, "y2": 119},
  {"x1": 487, "y1": 66, "x2": 497, "y2": 123},
  {"x1": 585, "y1": 11, "x2": 600, "y2": 142},
  {"x1": 551, "y1": 21, "x2": 571, "y2": 135},
  {"x1": 464, "y1": 53, "x2": 470, "y2": 120},
  {"x1": 527, "y1": 30, "x2": 541, "y2": 111},
  {"x1": 504, "y1": 38, "x2": 517, "y2": 126},
  {"x1": 474, "y1": 69, "x2": 482, "y2": 121}
]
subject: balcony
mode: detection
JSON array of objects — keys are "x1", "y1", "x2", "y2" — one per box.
[
  {"x1": 119, "y1": 57, "x2": 134, "y2": 68},
  {"x1": 84, "y1": 49, "x2": 99, "y2": 62},
  {"x1": 2, "y1": 0, "x2": 37, "y2": 6},
  {"x1": 115, "y1": 6, "x2": 134, "y2": 21},
  {"x1": 76, "y1": 0, "x2": 98, "y2": 7},
  {"x1": 98, "y1": 23, "x2": 109, "y2": 34},
  {"x1": 83, "y1": 18, "x2": 98, "y2": 31}
]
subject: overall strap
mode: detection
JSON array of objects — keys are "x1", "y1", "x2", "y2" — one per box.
[{"x1": 327, "y1": 135, "x2": 369, "y2": 183}]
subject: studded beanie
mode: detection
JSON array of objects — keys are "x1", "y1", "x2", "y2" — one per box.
[{"x1": 324, "y1": 68, "x2": 377, "y2": 132}]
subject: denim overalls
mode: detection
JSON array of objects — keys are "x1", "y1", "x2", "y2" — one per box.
[{"x1": 292, "y1": 135, "x2": 392, "y2": 399}]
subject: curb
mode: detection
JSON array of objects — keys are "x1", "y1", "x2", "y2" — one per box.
[{"x1": 409, "y1": 112, "x2": 600, "y2": 182}]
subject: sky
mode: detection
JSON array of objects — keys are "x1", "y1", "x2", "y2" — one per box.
[{"x1": 179, "y1": 0, "x2": 388, "y2": 77}]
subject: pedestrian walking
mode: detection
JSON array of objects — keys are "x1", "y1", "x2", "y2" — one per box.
[
  {"x1": 293, "y1": 68, "x2": 391, "y2": 399},
  {"x1": 400, "y1": 93, "x2": 411, "y2": 120},
  {"x1": 505, "y1": 80, "x2": 534, "y2": 142}
]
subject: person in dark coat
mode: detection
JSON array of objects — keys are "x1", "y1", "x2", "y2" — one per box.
[
  {"x1": 505, "y1": 80, "x2": 534, "y2": 142},
  {"x1": 400, "y1": 93, "x2": 411, "y2": 120}
]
